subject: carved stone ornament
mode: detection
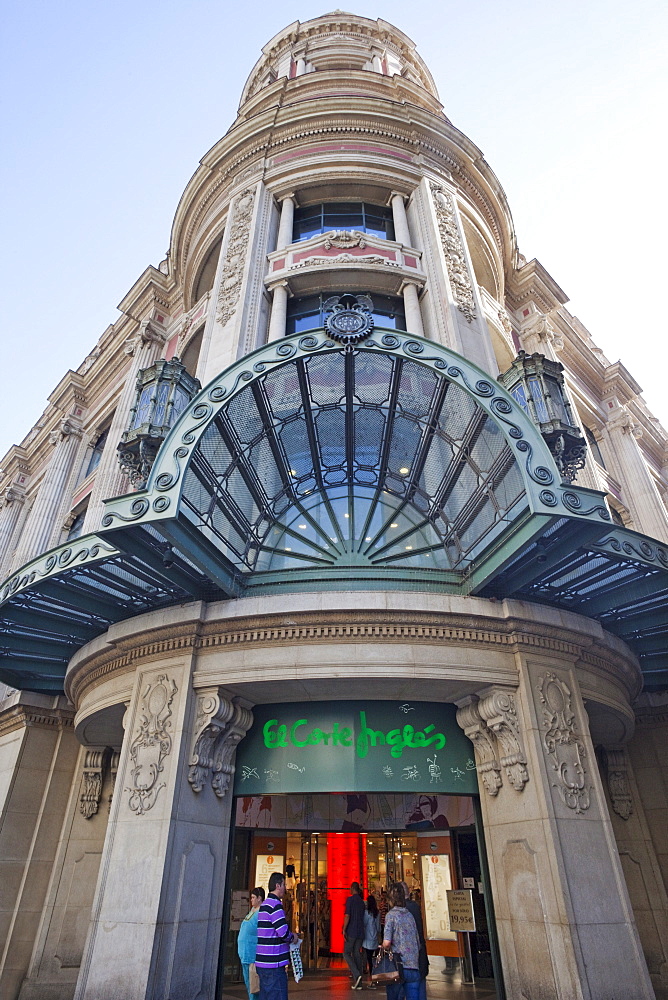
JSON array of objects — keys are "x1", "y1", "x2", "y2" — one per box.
[
  {"x1": 126, "y1": 674, "x2": 178, "y2": 815},
  {"x1": 108, "y1": 751, "x2": 120, "y2": 812},
  {"x1": 290, "y1": 253, "x2": 399, "y2": 269},
  {"x1": 216, "y1": 188, "x2": 255, "y2": 326},
  {"x1": 456, "y1": 697, "x2": 502, "y2": 796},
  {"x1": 603, "y1": 745, "x2": 634, "y2": 821},
  {"x1": 537, "y1": 672, "x2": 590, "y2": 814},
  {"x1": 0, "y1": 486, "x2": 25, "y2": 510},
  {"x1": 80, "y1": 748, "x2": 110, "y2": 819},
  {"x1": 188, "y1": 690, "x2": 253, "y2": 798},
  {"x1": 322, "y1": 292, "x2": 376, "y2": 345},
  {"x1": 429, "y1": 182, "x2": 477, "y2": 323},
  {"x1": 323, "y1": 230, "x2": 367, "y2": 249},
  {"x1": 478, "y1": 688, "x2": 529, "y2": 792}
]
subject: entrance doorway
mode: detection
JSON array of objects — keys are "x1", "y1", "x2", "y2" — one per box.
[{"x1": 221, "y1": 793, "x2": 499, "y2": 995}]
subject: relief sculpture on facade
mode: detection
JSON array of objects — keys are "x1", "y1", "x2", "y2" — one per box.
[
  {"x1": 216, "y1": 188, "x2": 255, "y2": 326},
  {"x1": 126, "y1": 673, "x2": 178, "y2": 815},
  {"x1": 537, "y1": 671, "x2": 590, "y2": 814},
  {"x1": 429, "y1": 181, "x2": 477, "y2": 323}
]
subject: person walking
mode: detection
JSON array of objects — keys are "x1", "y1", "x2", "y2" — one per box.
[
  {"x1": 363, "y1": 893, "x2": 381, "y2": 988},
  {"x1": 381, "y1": 882, "x2": 421, "y2": 1000},
  {"x1": 343, "y1": 881, "x2": 366, "y2": 990},
  {"x1": 238, "y1": 887, "x2": 265, "y2": 999},
  {"x1": 401, "y1": 881, "x2": 428, "y2": 1000},
  {"x1": 256, "y1": 872, "x2": 297, "y2": 1000}
]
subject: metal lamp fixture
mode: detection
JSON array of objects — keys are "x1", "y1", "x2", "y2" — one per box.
[
  {"x1": 498, "y1": 351, "x2": 587, "y2": 483},
  {"x1": 118, "y1": 357, "x2": 201, "y2": 489}
]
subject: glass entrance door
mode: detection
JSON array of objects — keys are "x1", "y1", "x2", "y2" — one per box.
[{"x1": 297, "y1": 833, "x2": 322, "y2": 972}]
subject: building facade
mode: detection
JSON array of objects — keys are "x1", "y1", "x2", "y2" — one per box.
[{"x1": 1, "y1": 13, "x2": 668, "y2": 1000}]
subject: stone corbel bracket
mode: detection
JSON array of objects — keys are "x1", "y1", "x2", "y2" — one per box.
[
  {"x1": 455, "y1": 697, "x2": 503, "y2": 796},
  {"x1": 478, "y1": 687, "x2": 530, "y2": 792},
  {"x1": 188, "y1": 689, "x2": 253, "y2": 799},
  {"x1": 603, "y1": 745, "x2": 634, "y2": 821},
  {"x1": 80, "y1": 747, "x2": 112, "y2": 819}
]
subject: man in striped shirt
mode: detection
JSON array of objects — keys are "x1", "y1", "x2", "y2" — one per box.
[{"x1": 256, "y1": 871, "x2": 296, "y2": 1000}]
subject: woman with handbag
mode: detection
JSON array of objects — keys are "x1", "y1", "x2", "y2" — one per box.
[
  {"x1": 363, "y1": 894, "x2": 381, "y2": 988},
  {"x1": 237, "y1": 887, "x2": 265, "y2": 999},
  {"x1": 380, "y1": 882, "x2": 421, "y2": 1000}
]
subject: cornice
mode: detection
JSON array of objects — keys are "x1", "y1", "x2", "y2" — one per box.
[
  {"x1": 66, "y1": 606, "x2": 640, "y2": 710},
  {"x1": 0, "y1": 703, "x2": 74, "y2": 738}
]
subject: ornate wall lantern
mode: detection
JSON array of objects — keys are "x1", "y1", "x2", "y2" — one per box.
[
  {"x1": 117, "y1": 358, "x2": 201, "y2": 489},
  {"x1": 498, "y1": 351, "x2": 587, "y2": 483}
]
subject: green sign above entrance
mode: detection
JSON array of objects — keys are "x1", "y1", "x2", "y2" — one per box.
[{"x1": 233, "y1": 701, "x2": 477, "y2": 796}]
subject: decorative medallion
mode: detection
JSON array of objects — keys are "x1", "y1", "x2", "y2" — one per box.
[
  {"x1": 126, "y1": 673, "x2": 177, "y2": 815},
  {"x1": 323, "y1": 292, "x2": 374, "y2": 345},
  {"x1": 537, "y1": 671, "x2": 590, "y2": 814}
]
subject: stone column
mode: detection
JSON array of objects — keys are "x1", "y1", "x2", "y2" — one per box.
[
  {"x1": 0, "y1": 487, "x2": 26, "y2": 576},
  {"x1": 82, "y1": 321, "x2": 167, "y2": 533},
  {"x1": 400, "y1": 280, "x2": 424, "y2": 337},
  {"x1": 74, "y1": 659, "x2": 252, "y2": 1000},
  {"x1": 0, "y1": 693, "x2": 78, "y2": 1000},
  {"x1": 600, "y1": 743, "x2": 668, "y2": 992},
  {"x1": 602, "y1": 405, "x2": 668, "y2": 542},
  {"x1": 276, "y1": 194, "x2": 295, "y2": 250},
  {"x1": 390, "y1": 192, "x2": 412, "y2": 246},
  {"x1": 266, "y1": 281, "x2": 290, "y2": 342},
  {"x1": 11, "y1": 418, "x2": 83, "y2": 569},
  {"x1": 457, "y1": 673, "x2": 654, "y2": 1000}
]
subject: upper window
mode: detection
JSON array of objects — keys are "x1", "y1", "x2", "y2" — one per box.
[
  {"x1": 584, "y1": 426, "x2": 605, "y2": 469},
  {"x1": 286, "y1": 292, "x2": 405, "y2": 336},
  {"x1": 85, "y1": 429, "x2": 109, "y2": 478},
  {"x1": 66, "y1": 508, "x2": 87, "y2": 541},
  {"x1": 293, "y1": 202, "x2": 394, "y2": 243}
]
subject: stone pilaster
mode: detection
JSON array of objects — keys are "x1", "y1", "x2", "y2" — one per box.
[
  {"x1": 602, "y1": 403, "x2": 668, "y2": 541},
  {"x1": 82, "y1": 320, "x2": 167, "y2": 532},
  {"x1": 457, "y1": 668, "x2": 654, "y2": 1000},
  {"x1": 74, "y1": 660, "x2": 252, "y2": 1000},
  {"x1": 11, "y1": 417, "x2": 83, "y2": 569},
  {"x1": 0, "y1": 486, "x2": 26, "y2": 577},
  {"x1": 0, "y1": 693, "x2": 78, "y2": 1000}
]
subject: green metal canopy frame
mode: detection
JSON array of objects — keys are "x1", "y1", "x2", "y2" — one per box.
[{"x1": 1, "y1": 329, "x2": 666, "y2": 693}]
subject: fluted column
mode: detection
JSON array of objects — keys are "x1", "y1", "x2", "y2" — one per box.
[
  {"x1": 276, "y1": 194, "x2": 296, "y2": 251},
  {"x1": 0, "y1": 486, "x2": 26, "y2": 575},
  {"x1": 266, "y1": 281, "x2": 289, "y2": 342},
  {"x1": 400, "y1": 280, "x2": 424, "y2": 337},
  {"x1": 83, "y1": 321, "x2": 167, "y2": 532},
  {"x1": 11, "y1": 418, "x2": 83, "y2": 568},
  {"x1": 603, "y1": 405, "x2": 668, "y2": 541},
  {"x1": 390, "y1": 192, "x2": 411, "y2": 246}
]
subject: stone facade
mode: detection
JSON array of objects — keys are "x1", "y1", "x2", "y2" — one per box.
[{"x1": 0, "y1": 12, "x2": 667, "y2": 1000}]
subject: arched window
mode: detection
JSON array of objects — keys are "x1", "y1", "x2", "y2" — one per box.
[
  {"x1": 192, "y1": 236, "x2": 223, "y2": 304},
  {"x1": 293, "y1": 202, "x2": 395, "y2": 242}
]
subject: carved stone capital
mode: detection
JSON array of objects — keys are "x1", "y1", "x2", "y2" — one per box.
[
  {"x1": 456, "y1": 697, "x2": 502, "y2": 796},
  {"x1": 537, "y1": 671, "x2": 590, "y2": 814},
  {"x1": 49, "y1": 417, "x2": 83, "y2": 445},
  {"x1": 477, "y1": 687, "x2": 529, "y2": 792},
  {"x1": 188, "y1": 689, "x2": 253, "y2": 799},
  {"x1": 0, "y1": 486, "x2": 25, "y2": 509},
  {"x1": 603, "y1": 745, "x2": 634, "y2": 821},
  {"x1": 80, "y1": 747, "x2": 111, "y2": 819}
]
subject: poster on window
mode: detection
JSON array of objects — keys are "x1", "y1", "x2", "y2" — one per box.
[
  {"x1": 420, "y1": 854, "x2": 456, "y2": 940},
  {"x1": 255, "y1": 854, "x2": 285, "y2": 892}
]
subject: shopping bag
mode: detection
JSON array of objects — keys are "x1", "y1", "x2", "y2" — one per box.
[{"x1": 249, "y1": 963, "x2": 260, "y2": 994}]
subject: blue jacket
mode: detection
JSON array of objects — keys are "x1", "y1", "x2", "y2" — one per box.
[{"x1": 238, "y1": 908, "x2": 260, "y2": 964}]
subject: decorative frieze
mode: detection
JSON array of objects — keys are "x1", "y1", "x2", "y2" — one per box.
[
  {"x1": 429, "y1": 182, "x2": 477, "y2": 323},
  {"x1": 188, "y1": 689, "x2": 253, "y2": 798},
  {"x1": 126, "y1": 673, "x2": 178, "y2": 816},
  {"x1": 456, "y1": 697, "x2": 502, "y2": 796},
  {"x1": 537, "y1": 671, "x2": 590, "y2": 814},
  {"x1": 477, "y1": 687, "x2": 529, "y2": 791},
  {"x1": 216, "y1": 188, "x2": 255, "y2": 326}
]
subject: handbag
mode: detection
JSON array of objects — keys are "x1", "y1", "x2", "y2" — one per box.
[
  {"x1": 249, "y1": 963, "x2": 259, "y2": 994},
  {"x1": 371, "y1": 948, "x2": 404, "y2": 983}
]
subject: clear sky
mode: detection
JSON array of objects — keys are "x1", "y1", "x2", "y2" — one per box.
[{"x1": 1, "y1": 0, "x2": 667, "y2": 463}]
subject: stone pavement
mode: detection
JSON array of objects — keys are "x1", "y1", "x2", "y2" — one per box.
[{"x1": 220, "y1": 969, "x2": 498, "y2": 998}]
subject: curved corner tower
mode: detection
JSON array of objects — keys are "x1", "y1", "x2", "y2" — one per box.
[{"x1": 1, "y1": 13, "x2": 667, "y2": 1000}]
